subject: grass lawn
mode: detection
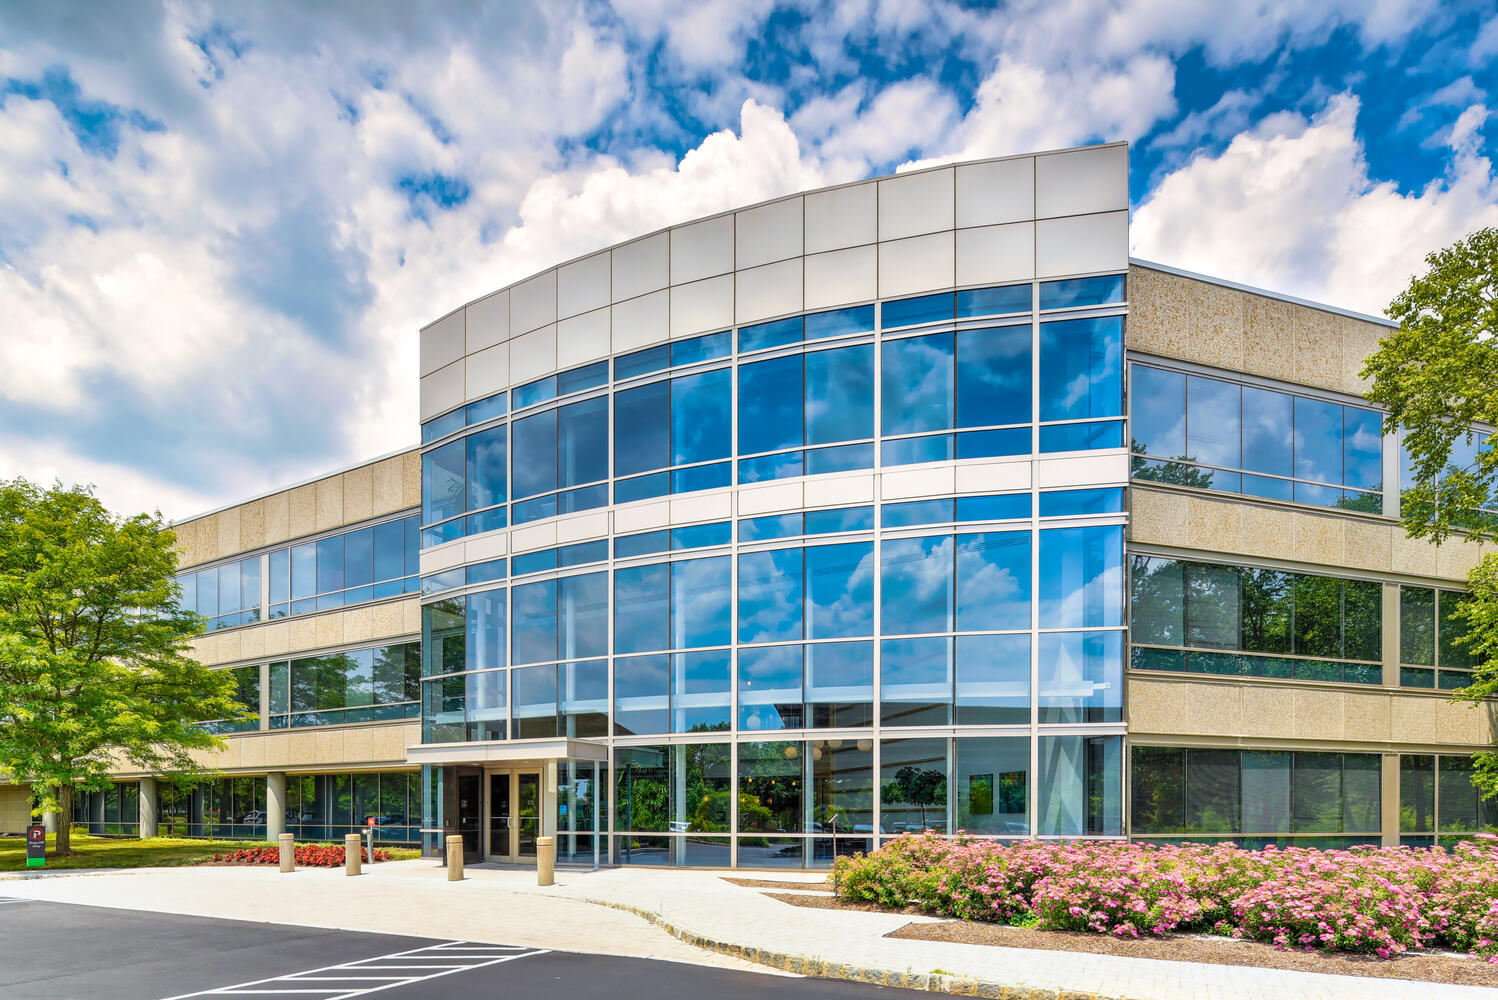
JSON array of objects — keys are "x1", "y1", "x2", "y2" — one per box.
[{"x1": 0, "y1": 831, "x2": 420, "y2": 872}]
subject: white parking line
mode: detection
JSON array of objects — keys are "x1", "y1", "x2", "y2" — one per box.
[{"x1": 158, "y1": 941, "x2": 548, "y2": 1000}]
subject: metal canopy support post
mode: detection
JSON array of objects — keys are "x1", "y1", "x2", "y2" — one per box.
[{"x1": 592, "y1": 759, "x2": 600, "y2": 871}]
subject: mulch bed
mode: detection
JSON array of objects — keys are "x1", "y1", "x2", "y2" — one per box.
[
  {"x1": 721, "y1": 877, "x2": 832, "y2": 891},
  {"x1": 762, "y1": 892, "x2": 1498, "y2": 987}
]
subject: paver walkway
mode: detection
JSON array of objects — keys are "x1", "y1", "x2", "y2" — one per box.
[{"x1": 4, "y1": 860, "x2": 1493, "y2": 999}]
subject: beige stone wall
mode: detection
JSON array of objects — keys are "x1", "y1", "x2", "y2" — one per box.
[
  {"x1": 1130, "y1": 675, "x2": 1496, "y2": 752},
  {"x1": 172, "y1": 449, "x2": 421, "y2": 570},
  {"x1": 189, "y1": 599, "x2": 421, "y2": 668},
  {"x1": 1127, "y1": 264, "x2": 1390, "y2": 397},
  {"x1": 1130, "y1": 487, "x2": 1489, "y2": 585},
  {"x1": 109, "y1": 722, "x2": 421, "y2": 778}
]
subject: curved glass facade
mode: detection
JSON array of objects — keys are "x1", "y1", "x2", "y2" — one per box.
[{"x1": 419, "y1": 267, "x2": 1129, "y2": 865}]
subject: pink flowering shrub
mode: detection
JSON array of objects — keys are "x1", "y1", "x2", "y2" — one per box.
[{"x1": 829, "y1": 834, "x2": 1498, "y2": 961}]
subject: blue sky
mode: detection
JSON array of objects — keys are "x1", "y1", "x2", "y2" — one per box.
[{"x1": 1, "y1": 0, "x2": 1495, "y2": 519}]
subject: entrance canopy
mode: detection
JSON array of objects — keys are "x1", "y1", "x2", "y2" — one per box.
[{"x1": 405, "y1": 737, "x2": 607, "y2": 767}]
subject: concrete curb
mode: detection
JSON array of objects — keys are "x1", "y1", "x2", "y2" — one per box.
[{"x1": 576, "y1": 895, "x2": 1135, "y2": 1000}]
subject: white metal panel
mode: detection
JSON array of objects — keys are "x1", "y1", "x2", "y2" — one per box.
[
  {"x1": 612, "y1": 232, "x2": 670, "y2": 302},
  {"x1": 669, "y1": 215, "x2": 735, "y2": 285},
  {"x1": 955, "y1": 157, "x2": 1036, "y2": 228},
  {"x1": 955, "y1": 223, "x2": 1034, "y2": 287},
  {"x1": 878, "y1": 168, "x2": 954, "y2": 241},
  {"x1": 611, "y1": 289, "x2": 669, "y2": 353},
  {"x1": 466, "y1": 290, "x2": 510, "y2": 353},
  {"x1": 511, "y1": 520, "x2": 558, "y2": 552},
  {"x1": 555, "y1": 509, "x2": 610, "y2": 543},
  {"x1": 803, "y1": 245, "x2": 877, "y2": 309},
  {"x1": 557, "y1": 251, "x2": 612, "y2": 320},
  {"x1": 1034, "y1": 211, "x2": 1130, "y2": 278},
  {"x1": 510, "y1": 269, "x2": 557, "y2": 334},
  {"x1": 804, "y1": 474, "x2": 875, "y2": 507},
  {"x1": 420, "y1": 310, "x2": 465, "y2": 377},
  {"x1": 464, "y1": 342, "x2": 509, "y2": 401},
  {"x1": 881, "y1": 465, "x2": 956, "y2": 500},
  {"x1": 556, "y1": 306, "x2": 611, "y2": 369},
  {"x1": 615, "y1": 499, "x2": 670, "y2": 533},
  {"x1": 1035, "y1": 145, "x2": 1129, "y2": 219},
  {"x1": 508, "y1": 324, "x2": 558, "y2": 384},
  {"x1": 419, "y1": 359, "x2": 464, "y2": 421},
  {"x1": 669, "y1": 491, "x2": 733, "y2": 523},
  {"x1": 1035, "y1": 453, "x2": 1129, "y2": 488},
  {"x1": 955, "y1": 459, "x2": 1032, "y2": 493},
  {"x1": 804, "y1": 181, "x2": 877, "y2": 254},
  {"x1": 419, "y1": 539, "x2": 466, "y2": 574},
  {"x1": 465, "y1": 530, "x2": 509, "y2": 561},
  {"x1": 877, "y1": 231, "x2": 955, "y2": 298},
  {"x1": 734, "y1": 258, "x2": 803, "y2": 324},
  {"x1": 737, "y1": 481, "x2": 805, "y2": 515},
  {"x1": 735, "y1": 196, "x2": 803, "y2": 269},
  {"x1": 669, "y1": 274, "x2": 734, "y2": 339}
]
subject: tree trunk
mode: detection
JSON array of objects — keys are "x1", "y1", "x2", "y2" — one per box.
[{"x1": 55, "y1": 785, "x2": 73, "y2": 856}]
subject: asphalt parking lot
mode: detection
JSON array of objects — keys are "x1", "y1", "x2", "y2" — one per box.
[{"x1": 0, "y1": 896, "x2": 921, "y2": 999}]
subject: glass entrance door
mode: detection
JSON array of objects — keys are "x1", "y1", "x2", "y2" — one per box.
[
  {"x1": 487, "y1": 772, "x2": 511, "y2": 860},
  {"x1": 516, "y1": 772, "x2": 540, "y2": 859},
  {"x1": 485, "y1": 770, "x2": 543, "y2": 861},
  {"x1": 456, "y1": 771, "x2": 482, "y2": 863}
]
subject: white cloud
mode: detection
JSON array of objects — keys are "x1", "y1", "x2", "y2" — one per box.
[{"x1": 1131, "y1": 93, "x2": 1498, "y2": 316}]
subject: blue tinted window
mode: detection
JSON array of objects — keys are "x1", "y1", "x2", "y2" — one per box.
[
  {"x1": 806, "y1": 641, "x2": 873, "y2": 726},
  {"x1": 373, "y1": 520, "x2": 404, "y2": 583},
  {"x1": 422, "y1": 409, "x2": 464, "y2": 444},
  {"x1": 673, "y1": 556, "x2": 731, "y2": 649},
  {"x1": 269, "y1": 548, "x2": 289, "y2": 605},
  {"x1": 882, "y1": 334, "x2": 953, "y2": 434},
  {"x1": 1243, "y1": 386, "x2": 1292, "y2": 476},
  {"x1": 806, "y1": 542, "x2": 874, "y2": 638},
  {"x1": 1294, "y1": 397, "x2": 1342, "y2": 485},
  {"x1": 466, "y1": 425, "x2": 507, "y2": 510},
  {"x1": 559, "y1": 540, "x2": 608, "y2": 567},
  {"x1": 615, "y1": 380, "x2": 669, "y2": 477},
  {"x1": 805, "y1": 304, "x2": 874, "y2": 340},
  {"x1": 615, "y1": 472, "x2": 669, "y2": 504},
  {"x1": 1187, "y1": 375, "x2": 1240, "y2": 468},
  {"x1": 956, "y1": 428, "x2": 1030, "y2": 459},
  {"x1": 738, "y1": 513, "x2": 801, "y2": 541},
  {"x1": 738, "y1": 451, "x2": 803, "y2": 483},
  {"x1": 1344, "y1": 408, "x2": 1383, "y2": 491},
  {"x1": 464, "y1": 392, "x2": 507, "y2": 425},
  {"x1": 1039, "y1": 630, "x2": 1122, "y2": 723},
  {"x1": 290, "y1": 543, "x2": 314, "y2": 599},
  {"x1": 804, "y1": 506, "x2": 874, "y2": 534},
  {"x1": 806, "y1": 443, "x2": 872, "y2": 475},
  {"x1": 616, "y1": 344, "x2": 670, "y2": 381},
  {"x1": 673, "y1": 368, "x2": 731, "y2": 465},
  {"x1": 1039, "y1": 421, "x2": 1123, "y2": 452},
  {"x1": 957, "y1": 284, "x2": 1032, "y2": 317},
  {"x1": 466, "y1": 559, "x2": 507, "y2": 585},
  {"x1": 1039, "y1": 488, "x2": 1125, "y2": 517},
  {"x1": 514, "y1": 375, "x2": 556, "y2": 409},
  {"x1": 880, "y1": 636, "x2": 951, "y2": 726},
  {"x1": 883, "y1": 292, "x2": 954, "y2": 328},
  {"x1": 421, "y1": 568, "x2": 463, "y2": 595},
  {"x1": 738, "y1": 645, "x2": 802, "y2": 731},
  {"x1": 616, "y1": 530, "x2": 669, "y2": 558},
  {"x1": 672, "y1": 522, "x2": 731, "y2": 549},
  {"x1": 422, "y1": 440, "x2": 465, "y2": 525},
  {"x1": 739, "y1": 316, "x2": 803, "y2": 353},
  {"x1": 512, "y1": 664, "x2": 557, "y2": 737},
  {"x1": 882, "y1": 434, "x2": 953, "y2": 467},
  {"x1": 739, "y1": 353, "x2": 803, "y2": 454},
  {"x1": 738, "y1": 547, "x2": 803, "y2": 643},
  {"x1": 672, "y1": 462, "x2": 731, "y2": 493},
  {"x1": 316, "y1": 535, "x2": 343, "y2": 595},
  {"x1": 614, "y1": 563, "x2": 669, "y2": 654},
  {"x1": 881, "y1": 535, "x2": 954, "y2": 635},
  {"x1": 1130, "y1": 366, "x2": 1185, "y2": 458},
  {"x1": 672, "y1": 331, "x2": 731, "y2": 366},
  {"x1": 558, "y1": 396, "x2": 608, "y2": 488},
  {"x1": 512, "y1": 410, "x2": 558, "y2": 499},
  {"x1": 560, "y1": 572, "x2": 607, "y2": 659},
  {"x1": 956, "y1": 326, "x2": 1030, "y2": 428},
  {"x1": 956, "y1": 633, "x2": 1030, "y2": 724},
  {"x1": 883, "y1": 498, "x2": 955, "y2": 528},
  {"x1": 1039, "y1": 524, "x2": 1123, "y2": 628},
  {"x1": 344, "y1": 528, "x2": 373, "y2": 588},
  {"x1": 806, "y1": 345, "x2": 874, "y2": 445},
  {"x1": 1039, "y1": 317, "x2": 1122, "y2": 421},
  {"x1": 559, "y1": 361, "x2": 608, "y2": 395},
  {"x1": 464, "y1": 508, "x2": 506, "y2": 535},
  {"x1": 956, "y1": 532, "x2": 1030, "y2": 631},
  {"x1": 673, "y1": 650, "x2": 731, "y2": 732},
  {"x1": 217, "y1": 562, "x2": 240, "y2": 614},
  {"x1": 614, "y1": 655, "x2": 668, "y2": 736},
  {"x1": 1038, "y1": 275, "x2": 1124, "y2": 309},
  {"x1": 465, "y1": 589, "x2": 506, "y2": 671},
  {"x1": 955, "y1": 494, "x2": 1031, "y2": 521},
  {"x1": 511, "y1": 580, "x2": 557, "y2": 665}
]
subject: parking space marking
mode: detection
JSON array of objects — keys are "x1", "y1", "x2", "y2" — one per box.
[{"x1": 159, "y1": 941, "x2": 548, "y2": 1000}]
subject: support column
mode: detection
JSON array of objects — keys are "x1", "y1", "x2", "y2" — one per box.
[
  {"x1": 266, "y1": 772, "x2": 287, "y2": 841},
  {"x1": 542, "y1": 761, "x2": 559, "y2": 860},
  {"x1": 1381, "y1": 753, "x2": 1401, "y2": 847},
  {"x1": 42, "y1": 808, "x2": 58, "y2": 834},
  {"x1": 138, "y1": 777, "x2": 159, "y2": 839},
  {"x1": 1381, "y1": 583, "x2": 1401, "y2": 688}
]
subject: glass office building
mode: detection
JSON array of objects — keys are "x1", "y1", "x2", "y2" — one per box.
[{"x1": 38, "y1": 142, "x2": 1490, "y2": 864}]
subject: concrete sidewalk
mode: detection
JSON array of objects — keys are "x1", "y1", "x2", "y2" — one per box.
[{"x1": 4, "y1": 860, "x2": 1494, "y2": 999}]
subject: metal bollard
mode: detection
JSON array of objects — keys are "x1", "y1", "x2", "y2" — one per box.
[
  {"x1": 536, "y1": 835, "x2": 555, "y2": 887},
  {"x1": 446, "y1": 835, "x2": 463, "y2": 881},
  {"x1": 345, "y1": 833, "x2": 362, "y2": 876},
  {"x1": 279, "y1": 833, "x2": 295, "y2": 873}
]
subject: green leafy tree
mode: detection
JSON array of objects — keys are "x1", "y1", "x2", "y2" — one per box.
[
  {"x1": 0, "y1": 479, "x2": 245, "y2": 854},
  {"x1": 881, "y1": 765, "x2": 946, "y2": 830},
  {"x1": 1362, "y1": 227, "x2": 1498, "y2": 800}
]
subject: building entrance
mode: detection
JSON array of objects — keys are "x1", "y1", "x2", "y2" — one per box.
[{"x1": 485, "y1": 770, "x2": 540, "y2": 862}]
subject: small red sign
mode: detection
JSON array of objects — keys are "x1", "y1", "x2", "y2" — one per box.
[{"x1": 366, "y1": 817, "x2": 377, "y2": 827}]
